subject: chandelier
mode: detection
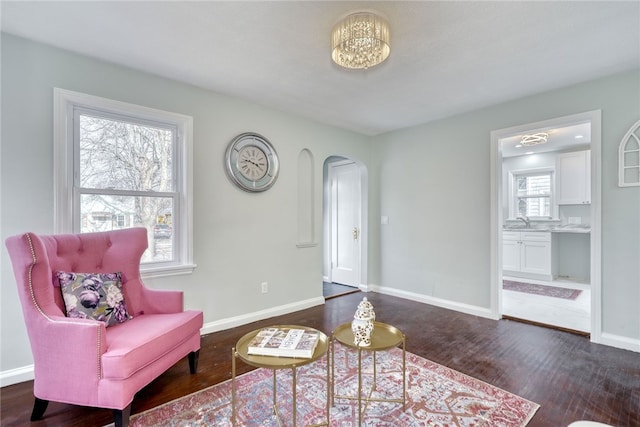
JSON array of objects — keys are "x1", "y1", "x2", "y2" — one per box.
[
  {"x1": 331, "y1": 11, "x2": 391, "y2": 69},
  {"x1": 521, "y1": 133, "x2": 549, "y2": 146}
]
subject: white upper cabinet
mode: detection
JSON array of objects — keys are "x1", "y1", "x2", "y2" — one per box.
[{"x1": 556, "y1": 150, "x2": 591, "y2": 205}]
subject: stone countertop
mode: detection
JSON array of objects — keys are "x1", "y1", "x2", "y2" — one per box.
[
  {"x1": 550, "y1": 226, "x2": 591, "y2": 234},
  {"x1": 503, "y1": 226, "x2": 591, "y2": 234}
]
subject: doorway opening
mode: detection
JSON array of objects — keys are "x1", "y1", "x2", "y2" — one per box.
[
  {"x1": 322, "y1": 281, "x2": 361, "y2": 300},
  {"x1": 322, "y1": 157, "x2": 368, "y2": 298},
  {"x1": 491, "y1": 111, "x2": 601, "y2": 339}
]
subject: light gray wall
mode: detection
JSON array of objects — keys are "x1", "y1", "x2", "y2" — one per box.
[
  {"x1": 0, "y1": 34, "x2": 375, "y2": 375},
  {"x1": 375, "y1": 70, "x2": 640, "y2": 343}
]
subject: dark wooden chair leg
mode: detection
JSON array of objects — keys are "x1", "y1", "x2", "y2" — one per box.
[
  {"x1": 188, "y1": 350, "x2": 200, "y2": 374},
  {"x1": 30, "y1": 397, "x2": 49, "y2": 421},
  {"x1": 114, "y1": 404, "x2": 132, "y2": 427}
]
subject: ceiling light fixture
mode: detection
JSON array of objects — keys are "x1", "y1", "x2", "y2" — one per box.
[
  {"x1": 331, "y1": 11, "x2": 390, "y2": 69},
  {"x1": 521, "y1": 132, "x2": 548, "y2": 146}
]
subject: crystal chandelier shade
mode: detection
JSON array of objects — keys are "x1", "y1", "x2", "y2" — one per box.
[{"x1": 331, "y1": 12, "x2": 390, "y2": 69}]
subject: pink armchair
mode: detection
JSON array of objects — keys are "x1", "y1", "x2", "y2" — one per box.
[{"x1": 5, "y1": 228, "x2": 203, "y2": 427}]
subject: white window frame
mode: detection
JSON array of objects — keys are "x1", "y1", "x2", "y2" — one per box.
[
  {"x1": 54, "y1": 88, "x2": 195, "y2": 277},
  {"x1": 508, "y1": 167, "x2": 558, "y2": 220},
  {"x1": 618, "y1": 118, "x2": 640, "y2": 187}
]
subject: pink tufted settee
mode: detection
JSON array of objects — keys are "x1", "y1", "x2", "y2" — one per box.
[{"x1": 5, "y1": 228, "x2": 203, "y2": 427}]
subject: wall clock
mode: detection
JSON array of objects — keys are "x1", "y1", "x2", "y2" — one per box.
[{"x1": 225, "y1": 132, "x2": 279, "y2": 192}]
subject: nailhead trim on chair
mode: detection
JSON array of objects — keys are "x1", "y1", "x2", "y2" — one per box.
[
  {"x1": 25, "y1": 233, "x2": 103, "y2": 380},
  {"x1": 25, "y1": 233, "x2": 50, "y2": 321}
]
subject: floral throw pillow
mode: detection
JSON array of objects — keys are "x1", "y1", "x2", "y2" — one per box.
[{"x1": 56, "y1": 271, "x2": 132, "y2": 327}]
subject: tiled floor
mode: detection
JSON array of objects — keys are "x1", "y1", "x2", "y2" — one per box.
[{"x1": 502, "y1": 276, "x2": 591, "y2": 334}]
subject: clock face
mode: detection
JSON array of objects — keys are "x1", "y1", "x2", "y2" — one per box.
[
  {"x1": 237, "y1": 145, "x2": 268, "y2": 181},
  {"x1": 225, "y1": 133, "x2": 279, "y2": 192}
]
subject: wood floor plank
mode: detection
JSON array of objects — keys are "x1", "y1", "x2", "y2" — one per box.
[{"x1": 1, "y1": 292, "x2": 638, "y2": 426}]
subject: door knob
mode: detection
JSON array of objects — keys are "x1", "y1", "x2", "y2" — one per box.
[{"x1": 353, "y1": 227, "x2": 359, "y2": 240}]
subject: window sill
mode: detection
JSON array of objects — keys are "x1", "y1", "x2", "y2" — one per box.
[{"x1": 141, "y1": 263, "x2": 197, "y2": 279}]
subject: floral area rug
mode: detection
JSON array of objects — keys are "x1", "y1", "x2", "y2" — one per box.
[
  {"x1": 119, "y1": 347, "x2": 539, "y2": 426},
  {"x1": 503, "y1": 280, "x2": 582, "y2": 300}
]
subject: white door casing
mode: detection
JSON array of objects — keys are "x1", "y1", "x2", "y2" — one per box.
[
  {"x1": 329, "y1": 160, "x2": 361, "y2": 287},
  {"x1": 490, "y1": 110, "x2": 602, "y2": 342}
]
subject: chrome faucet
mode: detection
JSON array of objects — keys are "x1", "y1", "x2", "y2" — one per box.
[{"x1": 517, "y1": 216, "x2": 531, "y2": 227}]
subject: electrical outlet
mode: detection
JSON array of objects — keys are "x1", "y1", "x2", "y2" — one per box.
[{"x1": 261, "y1": 282, "x2": 268, "y2": 293}]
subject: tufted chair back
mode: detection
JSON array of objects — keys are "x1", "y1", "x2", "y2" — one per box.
[{"x1": 8, "y1": 228, "x2": 148, "y2": 329}]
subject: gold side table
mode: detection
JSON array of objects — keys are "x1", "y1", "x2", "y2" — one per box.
[
  {"x1": 330, "y1": 321, "x2": 406, "y2": 426},
  {"x1": 231, "y1": 325, "x2": 329, "y2": 427}
]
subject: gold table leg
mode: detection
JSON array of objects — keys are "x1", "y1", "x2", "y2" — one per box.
[
  {"x1": 357, "y1": 347, "x2": 362, "y2": 426},
  {"x1": 327, "y1": 348, "x2": 331, "y2": 423},
  {"x1": 402, "y1": 334, "x2": 406, "y2": 410},
  {"x1": 292, "y1": 367, "x2": 297, "y2": 427},
  {"x1": 273, "y1": 370, "x2": 277, "y2": 414},
  {"x1": 330, "y1": 338, "x2": 335, "y2": 407},
  {"x1": 331, "y1": 342, "x2": 407, "y2": 426},
  {"x1": 233, "y1": 326, "x2": 329, "y2": 426},
  {"x1": 231, "y1": 347, "x2": 236, "y2": 426}
]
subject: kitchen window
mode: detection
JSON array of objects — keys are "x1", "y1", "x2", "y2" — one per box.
[
  {"x1": 509, "y1": 169, "x2": 555, "y2": 219},
  {"x1": 54, "y1": 89, "x2": 195, "y2": 277}
]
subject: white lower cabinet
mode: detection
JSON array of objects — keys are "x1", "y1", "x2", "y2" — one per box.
[{"x1": 503, "y1": 231, "x2": 553, "y2": 279}]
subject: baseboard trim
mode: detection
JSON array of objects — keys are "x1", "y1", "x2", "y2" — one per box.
[
  {"x1": 369, "y1": 284, "x2": 498, "y2": 320},
  {"x1": 599, "y1": 332, "x2": 640, "y2": 353},
  {"x1": 200, "y1": 296, "x2": 325, "y2": 335},
  {"x1": 0, "y1": 364, "x2": 34, "y2": 388},
  {"x1": 1, "y1": 297, "x2": 325, "y2": 387}
]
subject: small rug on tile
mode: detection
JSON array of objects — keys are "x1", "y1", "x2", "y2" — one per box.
[
  {"x1": 503, "y1": 280, "x2": 582, "y2": 300},
  {"x1": 115, "y1": 346, "x2": 539, "y2": 426}
]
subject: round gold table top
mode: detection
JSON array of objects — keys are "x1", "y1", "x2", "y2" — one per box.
[
  {"x1": 332, "y1": 321, "x2": 404, "y2": 351},
  {"x1": 235, "y1": 325, "x2": 329, "y2": 369}
]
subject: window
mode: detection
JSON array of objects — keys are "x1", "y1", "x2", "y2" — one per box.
[
  {"x1": 619, "y1": 118, "x2": 640, "y2": 187},
  {"x1": 510, "y1": 170, "x2": 554, "y2": 219},
  {"x1": 54, "y1": 89, "x2": 194, "y2": 276}
]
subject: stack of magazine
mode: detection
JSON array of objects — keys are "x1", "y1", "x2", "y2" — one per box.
[{"x1": 247, "y1": 327, "x2": 320, "y2": 358}]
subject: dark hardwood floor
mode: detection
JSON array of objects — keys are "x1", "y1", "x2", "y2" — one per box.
[
  {"x1": 2, "y1": 292, "x2": 639, "y2": 426},
  {"x1": 322, "y1": 281, "x2": 360, "y2": 299}
]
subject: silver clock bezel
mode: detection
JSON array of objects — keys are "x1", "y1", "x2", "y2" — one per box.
[{"x1": 225, "y1": 132, "x2": 279, "y2": 192}]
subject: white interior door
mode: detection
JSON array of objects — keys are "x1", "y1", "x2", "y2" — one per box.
[{"x1": 330, "y1": 161, "x2": 361, "y2": 286}]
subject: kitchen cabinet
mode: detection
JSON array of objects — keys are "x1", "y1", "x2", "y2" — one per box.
[
  {"x1": 503, "y1": 231, "x2": 553, "y2": 279},
  {"x1": 556, "y1": 150, "x2": 591, "y2": 205}
]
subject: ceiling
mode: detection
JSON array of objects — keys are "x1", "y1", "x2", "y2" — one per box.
[{"x1": 2, "y1": 1, "x2": 639, "y2": 136}]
